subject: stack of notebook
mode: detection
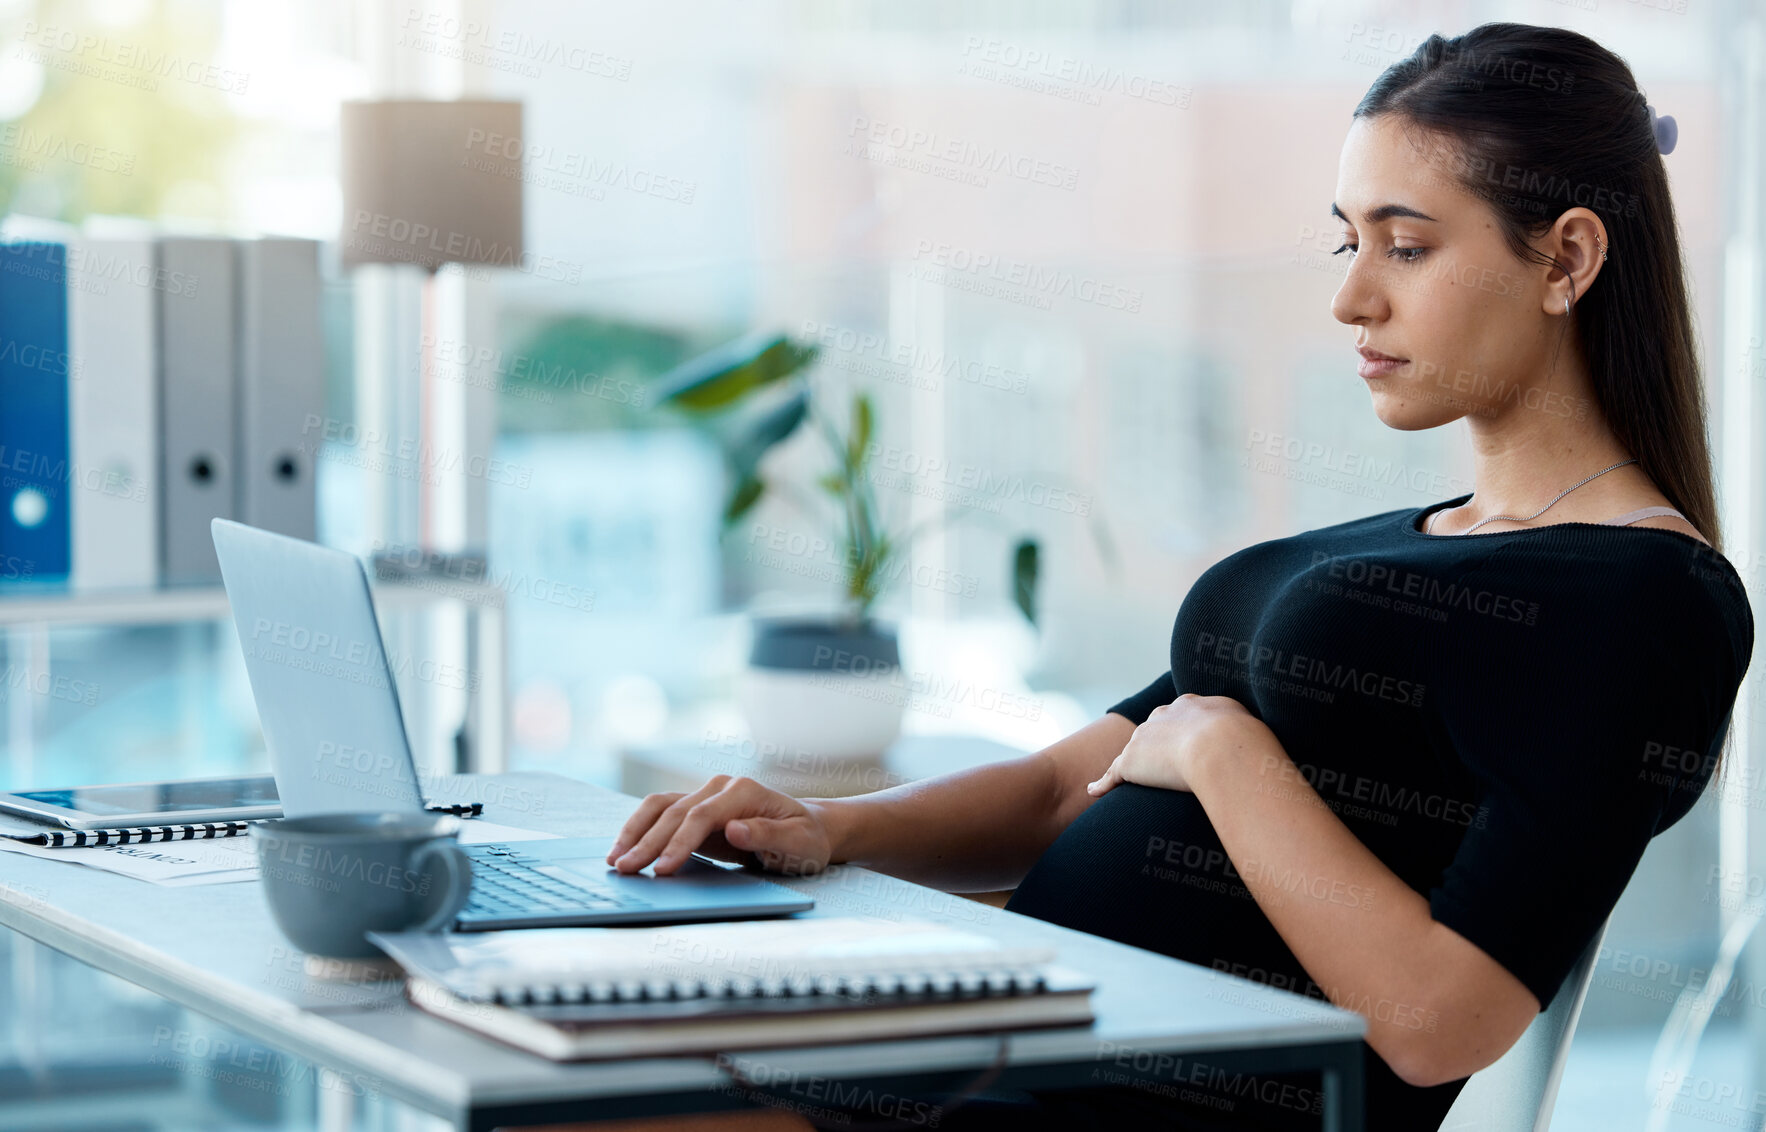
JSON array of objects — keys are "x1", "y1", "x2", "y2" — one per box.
[{"x1": 368, "y1": 916, "x2": 1095, "y2": 1060}]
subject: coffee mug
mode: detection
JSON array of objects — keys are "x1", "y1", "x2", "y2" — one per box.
[{"x1": 251, "y1": 812, "x2": 474, "y2": 959}]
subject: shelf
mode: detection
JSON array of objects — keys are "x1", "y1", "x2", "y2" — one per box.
[
  {"x1": 0, "y1": 573, "x2": 509, "y2": 774},
  {"x1": 0, "y1": 576, "x2": 504, "y2": 628}
]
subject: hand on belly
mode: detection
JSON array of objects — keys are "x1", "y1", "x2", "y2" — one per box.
[{"x1": 1006, "y1": 784, "x2": 1308, "y2": 988}]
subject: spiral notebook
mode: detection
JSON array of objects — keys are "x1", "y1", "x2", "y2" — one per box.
[
  {"x1": 368, "y1": 916, "x2": 1095, "y2": 1060},
  {"x1": 0, "y1": 804, "x2": 485, "y2": 848}
]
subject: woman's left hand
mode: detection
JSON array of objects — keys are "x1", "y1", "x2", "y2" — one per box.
[{"x1": 1087, "y1": 694, "x2": 1266, "y2": 797}]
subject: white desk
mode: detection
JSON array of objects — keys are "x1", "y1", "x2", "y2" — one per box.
[{"x1": 0, "y1": 772, "x2": 1368, "y2": 1130}]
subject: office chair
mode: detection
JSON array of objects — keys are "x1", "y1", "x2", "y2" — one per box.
[{"x1": 1437, "y1": 917, "x2": 1610, "y2": 1131}]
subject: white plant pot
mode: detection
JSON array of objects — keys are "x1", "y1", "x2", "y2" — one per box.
[
  {"x1": 737, "y1": 617, "x2": 904, "y2": 763},
  {"x1": 737, "y1": 667, "x2": 905, "y2": 763}
]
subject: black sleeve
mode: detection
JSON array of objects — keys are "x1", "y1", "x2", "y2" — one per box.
[
  {"x1": 1427, "y1": 554, "x2": 1748, "y2": 1010},
  {"x1": 1107, "y1": 671, "x2": 1177, "y2": 725}
]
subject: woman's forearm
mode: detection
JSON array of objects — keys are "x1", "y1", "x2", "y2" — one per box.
[
  {"x1": 1186, "y1": 726, "x2": 1536, "y2": 1087},
  {"x1": 810, "y1": 715, "x2": 1133, "y2": 892}
]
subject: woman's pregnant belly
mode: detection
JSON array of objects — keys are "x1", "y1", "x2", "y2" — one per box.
[{"x1": 1005, "y1": 783, "x2": 1318, "y2": 1000}]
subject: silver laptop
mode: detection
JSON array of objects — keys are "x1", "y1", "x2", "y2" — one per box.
[{"x1": 211, "y1": 518, "x2": 813, "y2": 930}]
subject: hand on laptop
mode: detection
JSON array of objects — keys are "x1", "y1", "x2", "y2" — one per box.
[{"x1": 607, "y1": 775, "x2": 836, "y2": 878}]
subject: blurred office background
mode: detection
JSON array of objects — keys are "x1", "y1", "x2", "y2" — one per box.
[{"x1": 1, "y1": 0, "x2": 1765, "y2": 1129}]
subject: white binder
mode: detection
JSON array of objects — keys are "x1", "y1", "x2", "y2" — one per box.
[
  {"x1": 157, "y1": 237, "x2": 235, "y2": 583},
  {"x1": 235, "y1": 237, "x2": 322, "y2": 540},
  {"x1": 66, "y1": 237, "x2": 160, "y2": 589}
]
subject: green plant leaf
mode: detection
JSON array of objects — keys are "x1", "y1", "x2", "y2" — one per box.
[
  {"x1": 849, "y1": 532, "x2": 892, "y2": 611},
  {"x1": 732, "y1": 388, "x2": 809, "y2": 471},
  {"x1": 724, "y1": 474, "x2": 766, "y2": 525},
  {"x1": 652, "y1": 331, "x2": 819, "y2": 413},
  {"x1": 847, "y1": 394, "x2": 874, "y2": 472},
  {"x1": 851, "y1": 472, "x2": 878, "y2": 564},
  {"x1": 1012, "y1": 539, "x2": 1040, "y2": 627}
]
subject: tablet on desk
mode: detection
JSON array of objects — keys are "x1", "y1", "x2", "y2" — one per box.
[{"x1": 0, "y1": 774, "x2": 282, "y2": 829}]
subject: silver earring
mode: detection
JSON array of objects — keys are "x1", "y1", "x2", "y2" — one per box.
[
  {"x1": 1597, "y1": 236, "x2": 1608, "y2": 262},
  {"x1": 1564, "y1": 296, "x2": 1571, "y2": 317}
]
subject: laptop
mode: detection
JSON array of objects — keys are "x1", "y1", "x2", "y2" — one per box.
[{"x1": 210, "y1": 518, "x2": 814, "y2": 930}]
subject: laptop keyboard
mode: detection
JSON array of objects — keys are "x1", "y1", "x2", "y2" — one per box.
[{"x1": 462, "y1": 844, "x2": 652, "y2": 918}]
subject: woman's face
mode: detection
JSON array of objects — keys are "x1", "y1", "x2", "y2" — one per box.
[{"x1": 1329, "y1": 114, "x2": 1557, "y2": 430}]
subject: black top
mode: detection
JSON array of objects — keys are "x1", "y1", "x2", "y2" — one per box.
[{"x1": 1005, "y1": 494, "x2": 1753, "y2": 1130}]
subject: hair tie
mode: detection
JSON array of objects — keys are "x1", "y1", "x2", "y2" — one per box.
[{"x1": 1647, "y1": 103, "x2": 1677, "y2": 155}]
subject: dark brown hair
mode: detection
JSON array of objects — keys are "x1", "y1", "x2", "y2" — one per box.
[{"x1": 1355, "y1": 22, "x2": 1720, "y2": 551}]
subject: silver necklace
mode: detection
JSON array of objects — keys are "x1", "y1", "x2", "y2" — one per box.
[{"x1": 1426, "y1": 458, "x2": 1639, "y2": 535}]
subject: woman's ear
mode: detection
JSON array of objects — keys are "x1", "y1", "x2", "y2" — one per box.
[{"x1": 1543, "y1": 207, "x2": 1608, "y2": 317}]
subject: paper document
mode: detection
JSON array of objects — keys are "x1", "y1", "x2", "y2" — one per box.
[{"x1": 0, "y1": 820, "x2": 559, "y2": 887}]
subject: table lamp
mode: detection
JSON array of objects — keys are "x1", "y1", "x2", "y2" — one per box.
[{"x1": 339, "y1": 99, "x2": 524, "y2": 551}]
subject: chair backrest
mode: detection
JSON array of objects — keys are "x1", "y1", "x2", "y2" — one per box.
[{"x1": 1437, "y1": 918, "x2": 1610, "y2": 1131}]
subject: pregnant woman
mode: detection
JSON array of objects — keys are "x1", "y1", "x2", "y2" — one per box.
[{"x1": 601, "y1": 22, "x2": 1753, "y2": 1132}]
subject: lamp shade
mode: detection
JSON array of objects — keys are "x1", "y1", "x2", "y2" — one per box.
[{"x1": 339, "y1": 100, "x2": 524, "y2": 272}]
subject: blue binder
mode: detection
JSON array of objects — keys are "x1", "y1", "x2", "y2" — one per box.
[{"x1": 0, "y1": 242, "x2": 71, "y2": 581}]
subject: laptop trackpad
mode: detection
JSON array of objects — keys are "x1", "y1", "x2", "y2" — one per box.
[{"x1": 532, "y1": 856, "x2": 733, "y2": 889}]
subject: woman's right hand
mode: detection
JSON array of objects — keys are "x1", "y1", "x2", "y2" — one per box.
[{"x1": 605, "y1": 775, "x2": 838, "y2": 877}]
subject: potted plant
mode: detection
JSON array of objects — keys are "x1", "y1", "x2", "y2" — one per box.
[{"x1": 654, "y1": 330, "x2": 1040, "y2": 761}]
